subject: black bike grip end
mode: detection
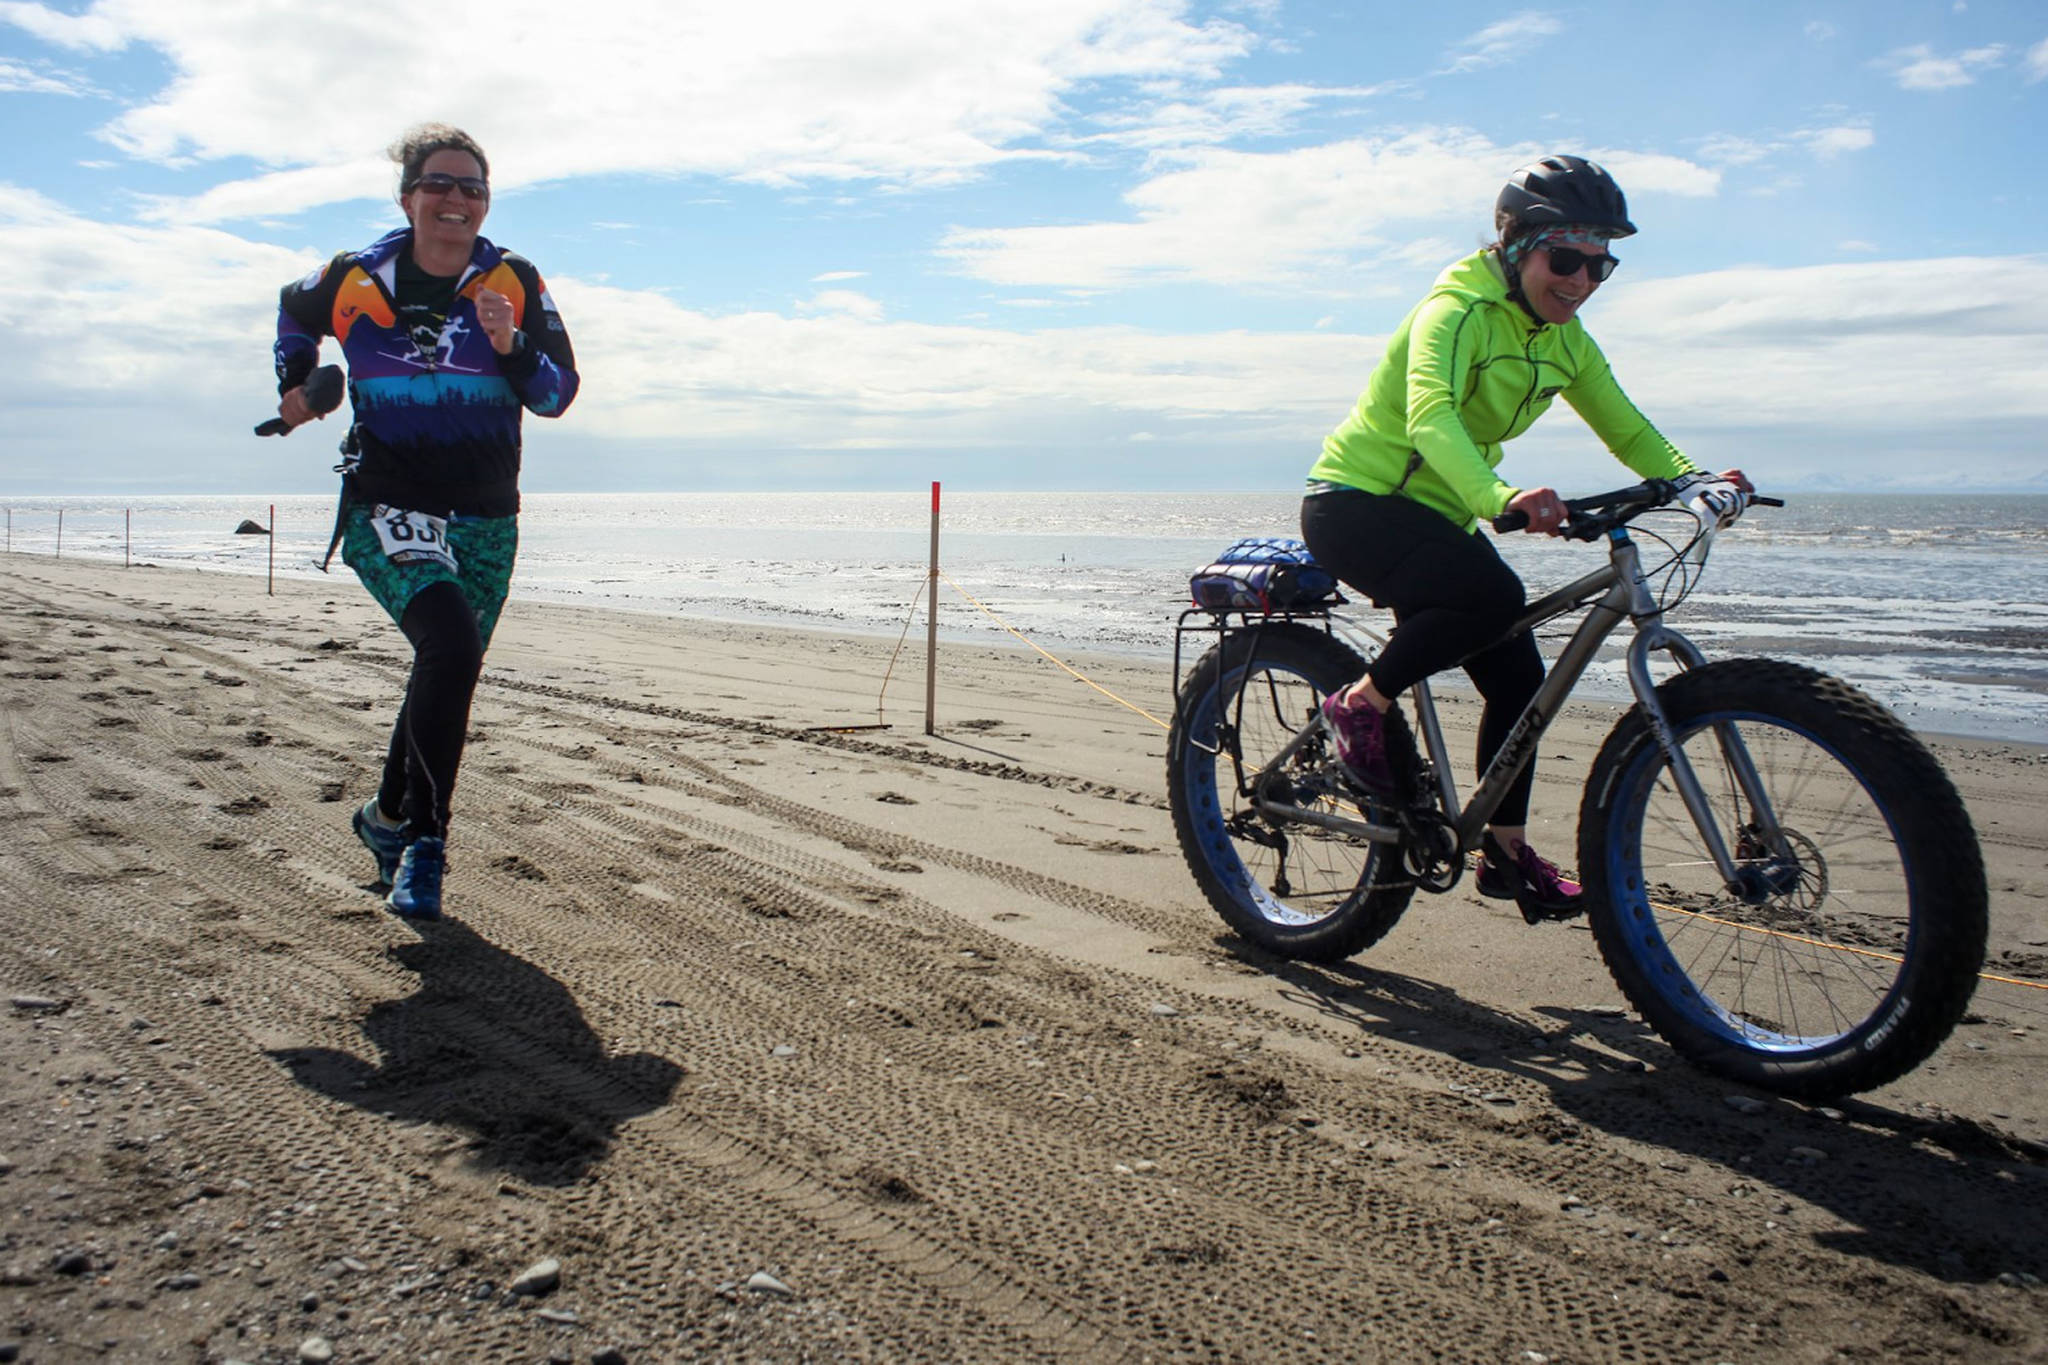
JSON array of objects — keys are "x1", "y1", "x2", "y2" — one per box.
[
  {"x1": 1491, "y1": 509, "x2": 1530, "y2": 534},
  {"x1": 1753, "y1": 495, "x2": 1785, "y2": 508},
  {"x1": 254, "y1": 417, "x2": 290, "y2": 437}
]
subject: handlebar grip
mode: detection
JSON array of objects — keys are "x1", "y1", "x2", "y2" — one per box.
[
  {"x1": 1751, "y1": 495, "x2": 1785, "y2": 508},
  {"x1": 1491, "y1": 509, "x2": 1530, "y2": 534},
  {"x1": 254, "y1": 364, "x2": 346, "y2": 437}
]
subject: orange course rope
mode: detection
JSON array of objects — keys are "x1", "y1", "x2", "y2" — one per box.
[
  {"x1": 938, "y1": 571, "x2": 1168, "y2": 730},
  {"x1": 1649, "y1": 899, "x2": 2044, "y2": 993}
]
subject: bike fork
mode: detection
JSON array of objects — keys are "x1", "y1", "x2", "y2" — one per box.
[{"x1": 1626, "y1": 626, "x2": 1783, "y2": 892}]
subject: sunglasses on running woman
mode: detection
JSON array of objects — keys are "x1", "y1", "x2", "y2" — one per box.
[
  {"x1": 409, "y1": 172, "x2": 489, "y2": 201},
  {"x1": 1547, "y1": 246, "x2": 1618, "y2": 282}
]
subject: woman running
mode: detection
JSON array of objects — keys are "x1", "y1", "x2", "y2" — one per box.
[{"x1": 272, "y1": 123, "x2": 579, "y2": 919}]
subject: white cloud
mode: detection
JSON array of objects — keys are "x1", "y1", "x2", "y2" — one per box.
[
  {"x1": 796, "y1": 289, "x2": 885, "y2": 321},
  {"x1": 1442, "y1": 11, "x2": 1561, "y2": 74},
  {"x1": 0, "y1": 56, "x2": 90, "y2": 93},
  {"x1": 937, "y1": 133, "x2": 1720, "y2": 294},
  {"x1": 811, "y1": 271, "x2": 868, "y2": 283},
  {"x1": 1697, "y1": 135, "x2": 1773, "y2": 167},
  {"x1": 940, "y1": 133, "x2": 1716, "y2": 292},
  {"x1": 1077, "y1": 81, "x2": 1399, "y2": 151},
  {"x1": 2, "y1": 185, "x2": 2042, "y2": 488},
  {"x1": 1805, "y1": 21, "x2": 1836, "y2": 41},
  {"x1": 0, "y1": 0, "x2": 126, "y2": 49},
  {"x1": 2027, "y1": 36, "x2": 2048, "y2": 82},
  {"x1": 1695, "y1": 122, "x2": 1872, "y2": 178},
  {"x1": 1879, "y1": 42, "x2": 2006, "y2": 91},
  {"x1": 1, "y1": 0, "x2": 1253, "y2": 223},
  {"x1": 1590, "y1": 256, "x2": 2048, "y2": 444},
  {"x1": 1797, "y1": 124, "x2": 1875, "y2": 158},
  {"x1": 0, "y1": 183, "x2": 314, "y2": 397}
]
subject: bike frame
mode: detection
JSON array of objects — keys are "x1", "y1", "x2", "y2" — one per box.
[{"x1": 1245, "y1": 522, "x2": 1774, "y2": 890}]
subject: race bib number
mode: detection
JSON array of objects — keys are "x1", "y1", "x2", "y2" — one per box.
[{"x1": 369, "y1": 504, "x2": 457, "y2": 570}]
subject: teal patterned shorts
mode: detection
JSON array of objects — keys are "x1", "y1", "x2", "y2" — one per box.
[{"x1": 340, "y1": 504, "x2": 519, "y2": 646}]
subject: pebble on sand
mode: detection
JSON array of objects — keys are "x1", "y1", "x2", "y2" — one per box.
[{"x1": 512, "y1": 1257, "x2": 562, "y2": 1296}]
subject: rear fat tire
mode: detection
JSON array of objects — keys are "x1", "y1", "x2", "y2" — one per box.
[
  {"x1": 1579, "y1": 659, "x2": 1986, "y2": 1097},
  {"x1": 1168, "y1": 623, "x2": 1419, "y2": 962}
]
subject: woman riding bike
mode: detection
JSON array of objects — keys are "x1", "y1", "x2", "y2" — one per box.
[
  {"x1": 1300, "y1": 154, "x2": 1746, "y2": 923},
  {"x1": 272, "y1": 123, "x2": 579, "y2": 920}
]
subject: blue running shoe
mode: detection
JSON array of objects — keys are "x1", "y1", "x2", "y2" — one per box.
[
  {"x1": 387, "y1": 836, "x2": 446, "y2": 921},
  {"x1": 352, "y1": 798, "x2": 409, "y2": 888}
]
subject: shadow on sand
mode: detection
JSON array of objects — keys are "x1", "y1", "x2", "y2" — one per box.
[
  {"x1": 270, "y1": 918, "x2": 683, "y2": 1187},
  {"x1": 1224, "y1": 933, "x2": 2046, "y2": 1286}
]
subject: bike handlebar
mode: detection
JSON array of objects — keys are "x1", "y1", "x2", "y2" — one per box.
[
  {"x1": 1490, "y1": 479, "x2": 1784, "y2": 540},
  {"x1": 254, "y1": 364, "x2": 345, "y2": 437}
]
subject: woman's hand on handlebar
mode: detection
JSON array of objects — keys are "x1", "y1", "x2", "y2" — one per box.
[{"x1": 1504, "y1": 486, "x2": 1569, "y2": 536}]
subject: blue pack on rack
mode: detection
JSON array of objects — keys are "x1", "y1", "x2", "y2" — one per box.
[{"x1": 1188, "y1": 537, "x2": 1342, "y2": 613}]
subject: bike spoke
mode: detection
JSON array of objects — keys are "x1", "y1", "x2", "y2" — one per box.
[{"x1": 1631, "y1": 715, "x2": 1912, "y2": 1049}]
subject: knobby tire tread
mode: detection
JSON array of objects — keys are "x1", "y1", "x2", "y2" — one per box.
[
  {"x1": 1579, "y1": 658, "x2": 1987, "y2": 1097},
  {"x1": 1168, "y1": 624, "x2": 1418, "y2": 963}
]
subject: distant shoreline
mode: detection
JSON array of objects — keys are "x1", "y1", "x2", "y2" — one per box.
[
  {"x1": 6, "y1": 486, "x2": 2048, "y2": 500},
  {"x1": 7, "y1": 546, "x2": 2043, "y2": 751}
]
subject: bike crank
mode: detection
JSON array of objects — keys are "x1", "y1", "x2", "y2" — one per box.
[{"x1": 1397, "y1": 807, "x2": 1463, "y2": 893}]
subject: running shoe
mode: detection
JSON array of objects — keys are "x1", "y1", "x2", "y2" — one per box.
[
  {"x1": 1476, "y1": 831, "x2": 1584, "y2": 923},
  {"x1": 387, "y1": 836, "x2": 446, "y2": 921},
  {"x1": 1319, "y1": 690, "x2": 1395, "y2": 793},
  {"x1": 352, "y1": 798, "x2": 409, "y2": 889}
]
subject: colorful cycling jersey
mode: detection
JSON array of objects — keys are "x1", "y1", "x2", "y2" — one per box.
[
  {"x1": 1307, "y1": 249, "x2": 1696, "y2": 531},
  {"x1": 274, "y1": 227, "x2": 578, "y2": 518}
]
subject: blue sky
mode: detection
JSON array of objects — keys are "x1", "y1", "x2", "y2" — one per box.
[{"x1": 2, "y1": 0, "x2": 2045, "y2": 495}]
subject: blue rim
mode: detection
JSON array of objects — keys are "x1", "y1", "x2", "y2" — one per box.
[
  {"x1": 1603, "y1": 709, "x2": 1916, "y2": 1056},
  {"x1": 1181, "y1": 662, "x2": 1364, "y2": 930}
]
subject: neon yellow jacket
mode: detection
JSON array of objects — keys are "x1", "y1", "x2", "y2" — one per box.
[{"x1": 1307, "y1": 249, "x2": 1697, "y2": 530}]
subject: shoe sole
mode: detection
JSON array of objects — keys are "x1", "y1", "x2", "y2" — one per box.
[
  {"x1": 1476, "y1": 861, "x2": 1580, "y2": 921},
  {"x1": 385, "y1": 900, "x2": 442, "y2": 922}
]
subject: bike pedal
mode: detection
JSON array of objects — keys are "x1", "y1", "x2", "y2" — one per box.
[{"x1": 1519, "y1": 901, "x2": 1586, "y2": 925}]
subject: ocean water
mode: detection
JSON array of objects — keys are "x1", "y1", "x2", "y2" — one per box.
[{"x1": 7, "y1": 489, "x2": 2045, "y2": 744}]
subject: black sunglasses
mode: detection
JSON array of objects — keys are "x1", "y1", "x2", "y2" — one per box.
[
  {"x1": 1546, "y1": 246, "x2": 1618, "y2": 282},
  {"x1": 408, "y1": 172, "x2": 489, "y2": 201}
]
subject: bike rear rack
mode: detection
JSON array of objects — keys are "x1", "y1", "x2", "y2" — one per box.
[{"x1": 1171, "y1": 601, "x2": 1344, "y2": 731}]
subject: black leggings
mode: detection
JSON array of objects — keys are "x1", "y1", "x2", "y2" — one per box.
[
  {"x1": 1300, "y1": 487, "x2": 1544, "y2": 827},
  {"x1": 377, "y1": 580, "x2": 487, "y2": 840}
]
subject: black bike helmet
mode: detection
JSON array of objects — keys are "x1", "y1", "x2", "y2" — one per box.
[{"x1": 1496, "y1": 155, "x2": 1637, "y2": 239}]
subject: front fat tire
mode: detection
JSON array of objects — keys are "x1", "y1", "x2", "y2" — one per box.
[
  {"x1": 1580, "y1": 659, "x2": 1987, "y2": 1098},
  {"x1": 1168, "y1": 623, "x2": 1417, "y2": 963}
]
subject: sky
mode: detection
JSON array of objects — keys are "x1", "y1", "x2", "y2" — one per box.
[{"x1": 1, "y1": 0, "x2": 2045, "y2": 496}]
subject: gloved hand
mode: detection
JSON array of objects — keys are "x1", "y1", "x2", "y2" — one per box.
[{"x1": 1672, "y1": 471, "x2": 1745, "y2": 528}]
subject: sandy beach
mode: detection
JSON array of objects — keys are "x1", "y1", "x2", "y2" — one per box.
[{"x1": 2, "y1": 550, "x2": 2044, "y2": 1362}]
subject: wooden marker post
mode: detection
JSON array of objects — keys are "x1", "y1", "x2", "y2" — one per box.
[{"x1": 924, "y1": 481, "x2": 940, "y2": 736}]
